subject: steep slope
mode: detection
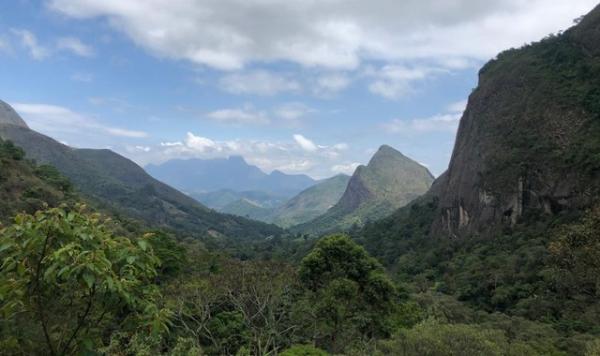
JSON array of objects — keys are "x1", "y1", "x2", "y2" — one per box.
[
  {"x1": 430, "y1": 5, "x2": 600, "y2": 237},
  {"x1": 270, "y1": 174, "x2": 350, "y2": 228},
  {"x1": 146, "y1": 157, "x2": 316, "y2": 197},
  {"x1": 295, "y1": 145, "x2": 434, "y2": 234},
  {"x1": 0, "y1": 102, "x2": 282, "y2": 239}
]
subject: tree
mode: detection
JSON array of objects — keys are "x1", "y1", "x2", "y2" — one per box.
[
  {"x1": 0, "y1": 205, "x2": 170, "y2": 355},
  {"x1": 298, "y1": 234, "x2": 397, "y2": 353}
]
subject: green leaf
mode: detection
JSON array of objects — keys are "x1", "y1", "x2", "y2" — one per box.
[
  {"x1": 0, "y1": 241, "x2": 13, "y2": 253},
  {"x1": 82, "y1": 273, "x2": 95, "y2": 289},
  {"x1": 137, "y1": 239, "x2": 149, "y2": 251}
]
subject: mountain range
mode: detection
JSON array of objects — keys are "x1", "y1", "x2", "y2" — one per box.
[
  {"x1": 0, "y1": 101, "x2": 282, "y2": 240},
  {"x1": 146, "y1": 157, "x2": 316, "y2": 197}
]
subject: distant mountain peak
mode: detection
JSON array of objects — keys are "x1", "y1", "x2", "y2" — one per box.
[
  {"x1": 0, "y1": 100, "x2": 29, "y2": 129},
  {"x1": 371, "y1": 144, "x2": 407, "y2": 161}
]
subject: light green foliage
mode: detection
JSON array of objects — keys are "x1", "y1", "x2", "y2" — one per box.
[
  {"x1": 280, "y1": 344, "x2": 329, "y2": 356},
  {"x1": 549, "y1": 207, "x2": 600, "y2": 299},
  {"x1": 585, "y1": 338, "x2": 600, "y2": 356},
  {"x1": 378, "y1": 320, "x2": 511, "y2": 356},
  {"x1": 298, "y1": 234, "x2": 397, "y2": 353},
  {"x1": 0, "y1": 205, "x2": 168, "y2": 355}
]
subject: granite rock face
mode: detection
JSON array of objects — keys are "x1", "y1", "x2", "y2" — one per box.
[{"x1": 432, "y1": 4, "x2": 600, "y2": 236}]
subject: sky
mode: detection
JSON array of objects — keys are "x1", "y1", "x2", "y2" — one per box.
[{"x1": 0, "y1": 0, "x2": 597, "y2": 179}]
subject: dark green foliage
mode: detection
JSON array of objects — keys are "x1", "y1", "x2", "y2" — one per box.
[
  {"x1": 298, "y1": 234, "x2": 397, "y2": 353},
  {"x1": 205, "y1": 311, "x2": 250, "y2": 355},
  {"x1": 146, "y1": 230, "x2": 187, "y2": 279}
]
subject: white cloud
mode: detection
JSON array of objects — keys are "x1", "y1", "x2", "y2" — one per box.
[
  {"x1": 11, "y1": 29, "x2": 49, "y2": 60},
  {"x1": 219, "y1": 70, "x2": 301, "y2": 95},
  {"x1": 184, "y1": 132, "x2": 219, "y2": 152},
  {"x1": 274, "y1": 102, "x2": 315, "y2": 126},
  {"x1": 367, "y1": 65, "x2": 440, "y2": 99},
  {"x1": 332, "y1": 143, "x2": 349, "y2": 151},
  {"x1": 49, "y1": 0, "x2": 597, "y2": 70},
  {"x1": 160, "y1": 141, "x2": 183, "y2": 147},
  {"x1": 293, "y1": 134, "x2": 318, "y2": 152},
  {"x1": 134, "y1": 145, "x2": 151, "y2": 152},
  {"x1": 314, "y1": 73, "x2": 352, "y2": 96},
  {"x1": 383, "y1": 113, "x2": 461, "y2": 134},
  {"x1": 206, "y1": 107, "x2": 270, "y2": 125},
  {"x1": 11, "y1": 102, "x2": 148, "y2": 138},
  {"x1": 130, "y1": 132, "x2": 365, "y2": 179},
  {"x1": 331, "y1": 162, "x2": 360, "y2": 175},
  {"x1": 447, "y1": 99, "x2": 468, "y2": 113},
  {"x1": 57, "y1": 37, "x2": 95, "y2": 57}
]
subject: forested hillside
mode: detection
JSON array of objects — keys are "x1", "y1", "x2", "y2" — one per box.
[{"x1": 0, "y1": 103, "x2": 283, "y2": 241}]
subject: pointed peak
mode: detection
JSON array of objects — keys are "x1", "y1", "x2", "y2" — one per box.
[
  {"x1": 371, "y1": 144, "x2": 407, "y2": 161},
  {"x1": 376, "y1": 144, "x2": 401, "y2": 154},
  {"x1": 0, "y1": 100, "x2": 29, "y2": 129}
]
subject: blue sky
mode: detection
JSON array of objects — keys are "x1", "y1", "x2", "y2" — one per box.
[{"x1": 0, "y1": 0, "x2": 597, "y2": 178}]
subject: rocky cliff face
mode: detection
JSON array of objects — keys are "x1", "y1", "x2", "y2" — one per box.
[{"x1": 432, "y1": 4, "x2": 600, "y2": 236}]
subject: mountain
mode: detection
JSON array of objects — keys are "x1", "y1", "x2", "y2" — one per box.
[
  {"x1": 295, "y1": 145, "x2": 434, "y2": 234},
  {"x1": 270, "y1": 174, "x2": 350, "y2": 228},
  {"x1": 146, "y1": 157, "x2": 316, "y2": 197},
  {"x1": 0, "y1": 101, "x2": 282, "y2": 240}
]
